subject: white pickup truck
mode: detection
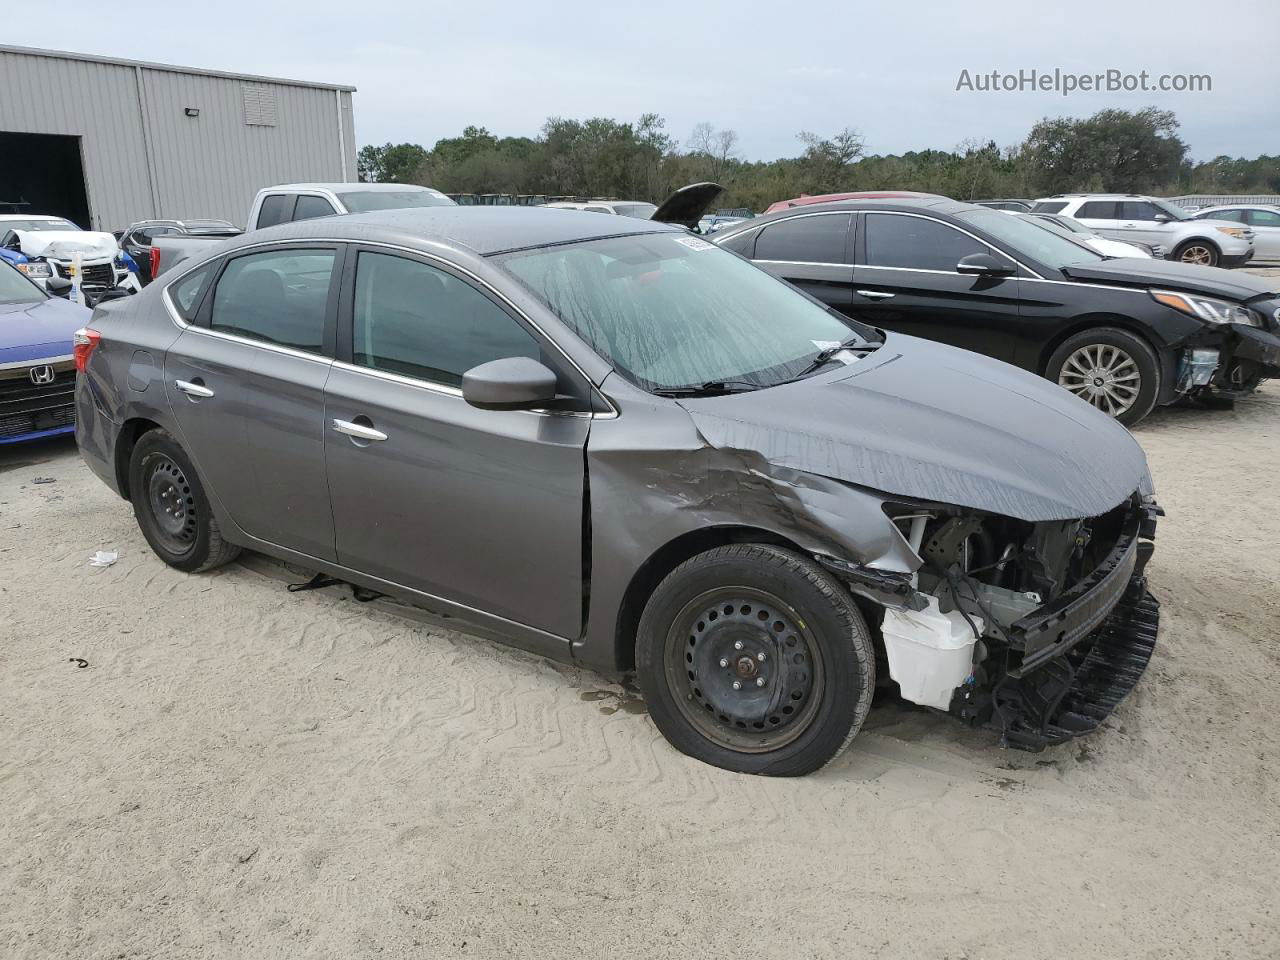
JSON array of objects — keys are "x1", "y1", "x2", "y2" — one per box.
[{"x1": 153, "y1": 183, "x2": 455, "y2": 277}]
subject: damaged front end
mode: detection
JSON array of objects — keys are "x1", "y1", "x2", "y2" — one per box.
[{"x1": 820, "y1": 493, "x2": 1161, "y2": 751}]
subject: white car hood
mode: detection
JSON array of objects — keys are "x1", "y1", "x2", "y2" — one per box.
[
  {"x1": 1086, "y1": 235, "x2": 1151, "y2": 258},
  {"x1": 15, "y1": 230, "x2": 118, "y2": 262}
]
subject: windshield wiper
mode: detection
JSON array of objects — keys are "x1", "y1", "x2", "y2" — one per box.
[
  {"x1": 787, "y1": 338, "x2": 876, "y2": 382},
  {"x1": 652, "y1": 380, "x2": 762, "y2": 397}
]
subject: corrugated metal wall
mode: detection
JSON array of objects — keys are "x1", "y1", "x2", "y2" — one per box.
[{"x1": 0, "y1": 47, "x2": 356, "y2": 230}]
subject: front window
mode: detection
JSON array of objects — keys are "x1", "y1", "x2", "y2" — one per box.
[
  {"x1": 611, "y1": 203, "x2": 657, "y2": 219},
  {"x1": 1150, "y1": 199, "x2": 1192, "y2": 221},
  {"x1": 956, "y1": 209, "x2": 1105, "y2": 268},
  {"x1": 497, "y1": 233, "x2": 875, "y2": 393},
  {"x1": 2, "y1": 218, "x2": 77, "y2": 232},
  {"x1": 0, "y1": 260, "x2": 44, "y2": 304},
  {"x1": 336, "y1": 190, "x2": 455, "y2": 213}
]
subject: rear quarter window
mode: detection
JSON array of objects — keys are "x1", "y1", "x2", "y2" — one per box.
[{"x1": 168, "y1": 263, "x2": 216, "y2": 321}]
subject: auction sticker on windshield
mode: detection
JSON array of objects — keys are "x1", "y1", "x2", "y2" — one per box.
[{"x1": 674, "y1": 237, "x2": 714, "y2": 251}]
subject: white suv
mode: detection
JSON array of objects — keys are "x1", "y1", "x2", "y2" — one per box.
[{"x1": 1031, "y1": 194, "x2": 1255, "y2": 268}]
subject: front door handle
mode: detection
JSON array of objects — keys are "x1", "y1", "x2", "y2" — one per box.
[
  {"x1": 856, "y1": 290, "x2": 895, "y2": 300},
  {"x1": 175, "y1": 379, "x2": 214, "y2": 399},
  {"x1": 332, "y1": 418, "x2": 388, "y2": 442}
]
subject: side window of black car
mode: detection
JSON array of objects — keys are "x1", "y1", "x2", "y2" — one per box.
[
  {"x1": 863, "y1": 214, "x2": 988, "y2": 272},
  {"x1": 754, "y1": 214, "x2": 850, "y2": 263},
  {"x1": 210, "y1": 249, "x2": 336, "y2": 353},
  {"x1": 255, "y1": 194, "x2": 293, "y2": 229},
  {"x1": 352, "y1": 251, "x2": 542, "y2": 388},
  {"x1": 1076, "y1": 201, "x2": 1118, "y2": 219}
]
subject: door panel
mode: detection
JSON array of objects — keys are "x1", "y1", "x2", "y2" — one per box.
[
  {"x1": 851, "y1": 212, "x2": 1024, "y2": 362},
  {"x1": 324, "y1": 368, "x2": 588, "y2": 640},
  {"x1": 324, "y1": 247, "x2": 589, "y2": 644},
  {"x1": 164, "y1": 244, "x2": 340, "y2": 559},
  {"x1": 1245, "y1": 209, "x2": 1280, "y2": 258}
]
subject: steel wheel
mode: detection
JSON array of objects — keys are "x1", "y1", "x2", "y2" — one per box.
[
  {"x1": 143, "y1": 453, "x2": 198, "y2": 554},
  {"x1": 1179, "y1": 244, "x2": 1214, "y2": 265},
  {"x1": 663, "y1": 587, "x2": 825, "y2": 753},
  {"x1": 1057, "y1": 343, "x2": 1142, "y2": 418}
]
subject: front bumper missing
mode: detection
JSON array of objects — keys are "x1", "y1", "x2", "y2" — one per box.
[{"x1": 952, "y1": 496, "x2": 1161, "y2": 751}]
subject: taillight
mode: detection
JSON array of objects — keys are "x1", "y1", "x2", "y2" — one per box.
[
  {"x1": 149, "y1": 246, "x2": 161, "y2": 278},
  {"x1": 73, "y1": 328, "x2": 101, "y2": 373}
]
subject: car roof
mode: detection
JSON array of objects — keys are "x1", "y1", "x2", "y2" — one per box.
[
  {"x1": 1195, "y1": 204, "x2": 1278, "y2": 211},
  {"x1": 0, "y1": 214, "x2": 69, "y2": 221},
  {"x1": 238, "y1": 205, "x2": 682, "y2": 256},
  {"x1": 722, "y1": 196, "x2": 986, "y2": 226},
  {"x1": 263, "y1": 182, "x2": 444, "y2": 194}
]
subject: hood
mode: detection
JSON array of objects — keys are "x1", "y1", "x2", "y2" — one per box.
[
  {"x1": 14, "y1": 230, "x2": 119, "y2": 262},
  {"x1": 1061, "y1": 257, "x2": 1279, "y2": 303},
  {"x1": 677, "y1": 333, "x2": 1152, "y2": 523},
  {"x1": 0, "y1": 296, "x2": 90, "y2": 364},
  {"x1": 651, "y1": 182, "x2": 724, "y2": 228}
]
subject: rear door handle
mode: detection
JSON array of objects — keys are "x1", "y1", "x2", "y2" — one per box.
[
  {"x1": 856, "y1": 290, "x2": 895, "y2": 300},
  {"x1": 332, "y1": 418, "x2": 388, "y2": 442},
  {"x1": 174, "y1": 379, "x2": 214, "y2": 398}
]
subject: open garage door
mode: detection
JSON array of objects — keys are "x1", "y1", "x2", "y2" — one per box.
[{"x1": 0, "y1": 132, "x2": 92, "y2": 228}]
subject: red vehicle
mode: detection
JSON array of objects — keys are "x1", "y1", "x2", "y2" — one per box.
[{"x1": 764, "y1": 191, "x2": 942, "y2": 214}]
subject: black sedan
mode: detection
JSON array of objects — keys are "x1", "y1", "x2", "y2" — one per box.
[{"x1": 712, "y1": 198, "x2": 1280, "y2": 425}]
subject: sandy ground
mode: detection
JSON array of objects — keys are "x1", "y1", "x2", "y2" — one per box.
[{"x1": 2, "y1": 386, "x2": 1279, "y2": 960}]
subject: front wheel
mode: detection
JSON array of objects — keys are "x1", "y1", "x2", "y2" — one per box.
[
  {"x1": 1174, "y1": 240, "x2": 1219, "y2": 267},
  {"x1": 1046, "y1": 327, "x2": 1161, "y2": 426},
  {"x1": 636, "y1": 544, "x2": 875, "y2": 776}
]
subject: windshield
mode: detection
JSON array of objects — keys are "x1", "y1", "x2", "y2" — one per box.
[
  {"x1": 0, "y1": 261, "x2": 44, "y2": 304},
  {"x1": 2, "y1": 218, "x2": 77, "y2": 232},
  {"x1": 958, "y1": 209, "x2": 1105, "y2": 268},
  {"x1": 498, "y1": 233, "x2": 876, "y2": 393},
  {"x1": 611, "y1": 203, "x2": 658, "y2": 219},
  {"x1": 335, "y1": 190, "x2": 456, "y2": 213}
]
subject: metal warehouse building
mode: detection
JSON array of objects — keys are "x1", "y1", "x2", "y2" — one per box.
[{"x1": 0, "y1": 45, "x2": 356, "y2": 231}]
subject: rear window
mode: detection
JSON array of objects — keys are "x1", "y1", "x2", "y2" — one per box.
[
  {"x1": 335, "y1": 190, "x2": 455, "y2": 213},
  {"x1": 1030, "y1": 202, "x2": 1067, "y2": 214},
  {"x1": 611, "y1": 203, "x2": 657, "y2": 219}
]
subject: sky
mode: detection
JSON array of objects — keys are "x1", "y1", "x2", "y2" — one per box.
[{"x1": 9, "y1": 0, "x2": 1279, "y2": 162}]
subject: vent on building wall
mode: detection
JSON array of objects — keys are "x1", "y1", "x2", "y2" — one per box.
[{"x1": 242, "y1": 84, "x2": 277, "y2": 126}]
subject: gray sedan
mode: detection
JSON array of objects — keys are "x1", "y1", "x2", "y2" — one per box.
[{"x1": 75, "y1": 207, "x2": 1161, "y2": 775}]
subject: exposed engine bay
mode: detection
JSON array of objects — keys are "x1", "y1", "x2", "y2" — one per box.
[{"x1": 823, "y1": 493, "x2": 1161, "y2": 750}]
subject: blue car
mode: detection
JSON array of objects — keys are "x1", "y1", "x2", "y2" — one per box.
[{"x1": 0, "y1": 258, "x2": 89, "y2": 444}]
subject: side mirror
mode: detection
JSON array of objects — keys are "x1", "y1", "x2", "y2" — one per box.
[
  {"x1": 956, "y1": 253, "x2": 1015, "y2": 277},
  {"x1": 1153, "y1": 213, "x2": 1171, "y2": 222},
  {"x1": 462, "y1": 357, "x2": 557, "y2": 410},
  {"x1": 44, "y1": 276, "x2": 73, "y2": 299}
]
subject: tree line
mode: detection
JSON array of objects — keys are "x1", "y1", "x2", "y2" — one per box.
[{"x1": 357, "y1": 108, "x2": 1280, "y2": 210}]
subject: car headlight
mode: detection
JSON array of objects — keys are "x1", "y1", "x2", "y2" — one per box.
[
  {"x1": 17, "y1": 262, "x2": 52, "y2": 279},
  {"x1": 1151, "y1": 289, "x2": 1262, "y2": 327},
  {"x1": 1215, "y1": 226, "x2": 1246, "y2": 239}
]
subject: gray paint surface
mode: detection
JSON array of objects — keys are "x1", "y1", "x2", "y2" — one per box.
[
  {"x1": 75, "y1": 208, "x2": 1155, "y2": 679},
  {"x1": 0, "y1": 45, "x2": 356, "y2": 230}
]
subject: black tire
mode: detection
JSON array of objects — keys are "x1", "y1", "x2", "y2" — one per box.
[
  {"x1": 1045, "y1": 327, "x2": 1161, "y2": 427},
  {"x1": 1173, "y1": 239, "x2": 1219, "y2": 268},
  {"x1": 128, "y1": 428, "x2": 240, "y2": 573},
  {"x1": 636, "y1": 544, "x2": 875, "y2": 776}
]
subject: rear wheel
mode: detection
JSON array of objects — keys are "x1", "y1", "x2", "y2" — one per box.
[
  {"x1": 1046, "y1": 327, "x2": 1161, "y2": 426},
  {"x1": 1174, "y1": 240, "x2": 1219, "y2": 267},
  {"x1": 636, "y1": 544, "x2": 875, "y2": 776},
  {"x1": 128, "y1": 429, "x2": 240, "y2": 572}
]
